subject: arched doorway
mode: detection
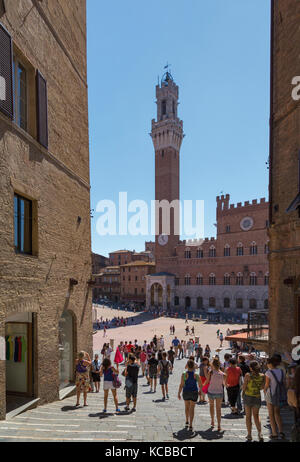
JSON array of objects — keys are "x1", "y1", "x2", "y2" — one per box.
[
  {"x1": 150, "y1": 283, "x2": 163, "y2": 307},
  {"x1": 185, "y1": 296, "x2": 191, "y2": 309},
  {"x1": 59, "y1": 310, "x2": 75, "y2": 389}
]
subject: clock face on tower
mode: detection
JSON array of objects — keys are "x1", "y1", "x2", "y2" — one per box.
[
  {"x1": 158, "y1": 234, "x2": 169, "y2": 246},
  {"x1": 240, "y1": 217, "x2": 254, "y2": 231}
]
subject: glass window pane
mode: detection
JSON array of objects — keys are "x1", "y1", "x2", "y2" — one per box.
[{"x1": 14, "y1": 195, "x2": 19, "y2": 249}]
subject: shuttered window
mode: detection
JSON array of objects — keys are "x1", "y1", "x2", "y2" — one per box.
[
  {"x1": 36, "y1": 70, "x2": 48, "y2": 149},
  {"x1": 0, "y1": 22, "x2": 13, "y2": 119}
]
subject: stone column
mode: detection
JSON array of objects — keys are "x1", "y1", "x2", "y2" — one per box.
[
  {"x1": 154, "y1": 285, "x2": 158, "y2": 306},
  {"x1": 162, "y1": 285, "x2": 167, "y2": 311}
]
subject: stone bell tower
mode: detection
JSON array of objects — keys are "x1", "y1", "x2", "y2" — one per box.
[{"x1": 150, "y1": 70, "x2": 184, "y2": 264}]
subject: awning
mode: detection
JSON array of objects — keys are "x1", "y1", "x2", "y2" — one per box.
[{"x1": 225, "y1": 332, "x2": 248, "y2": 342}]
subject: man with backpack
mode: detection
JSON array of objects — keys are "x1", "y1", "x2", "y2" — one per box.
[{"x1": 158, "y1": 352, "x2": 172, "y2": 401}]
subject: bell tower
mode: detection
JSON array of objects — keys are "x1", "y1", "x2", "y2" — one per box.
[{"x1": 150, "y1": 70, "x2": 184, "y2": 263}]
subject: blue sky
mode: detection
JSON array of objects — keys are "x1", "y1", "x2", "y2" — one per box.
[{"x1": 87, "y1": 0, "x2": 270, "y2": 257}]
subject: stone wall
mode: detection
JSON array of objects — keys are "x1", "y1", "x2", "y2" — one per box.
[
  {"x1": 268, "y1": 0, "x2": 300, "y2": 356},
  {"x1": 0, "y1": 0, "x2": 92, "y2": 419}
]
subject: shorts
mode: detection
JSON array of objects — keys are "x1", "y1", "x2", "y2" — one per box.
[
  {"x1": 207, "y1": 392, "x2": 223, "y2": 400},
  {"x1": 160, "y1": 376, "x2": 169, "y2": 386},
  {"x1": 183, "y1": 390, "x2": 198, "y2": 402},
  {"x1": 149, "y1": 371, "x2": 157, "y2": 379},
  {"x1": 244, "y1": 394, "x2": 261, "y2": 408},
  {"x1": 103, "y1": 381, "x2": 115, "y2": 390},
  {"x1": 91, "y1": 372, "x2": 100, "y2": 382},
  {"x1": 126, "y1": 383, "x2": 138, "y2": 399}
]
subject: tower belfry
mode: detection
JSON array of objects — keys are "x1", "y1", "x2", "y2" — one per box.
[{"x1": 150, "y1": 71, "x2": 184, "y2": 263}]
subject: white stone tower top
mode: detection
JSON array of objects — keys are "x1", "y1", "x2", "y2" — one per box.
[{"x1": 150, "y1": 71, "x2": 184, "y2": 152}]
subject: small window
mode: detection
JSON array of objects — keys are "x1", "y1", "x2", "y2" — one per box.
[
  {"x1": 209, "y1": 297, "x2": 216, "y2": 307},
  {"x1": 184, "y1": 250, "x2": 191, "y2": 259},
  {"x1": 161, "y1": 100, "x2": 166, "y2": 116},
  {"x1": 236, "y1": 298, "x2": 243, "y2": 309},
  {"x1": 249, "y1": 299, "x2": 257, "y2": 309},
  {"x1": 226, "y1": 225, "x2": 231, "y2": 233},
  {"x1": 174, "y1": 296, "x2": 179, "y2": 306},
  {"x1": 224, "y1": 298, "x2": 230, "y2": 308},
  {"x1": 14, "y1": 194, "x2": 32, "y2": 255}
]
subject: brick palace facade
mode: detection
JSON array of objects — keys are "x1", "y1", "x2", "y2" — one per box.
[{"x1": 146, "y1": 72, "x2": 269, "y2": 314}]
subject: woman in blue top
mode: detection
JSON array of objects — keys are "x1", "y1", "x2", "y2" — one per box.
[
  {"x1": 178, "y1": 359, "x2": 201, "y2": 433},
  {"x1": 100, "y1": 358, "x2": 121, "y2": 413}
]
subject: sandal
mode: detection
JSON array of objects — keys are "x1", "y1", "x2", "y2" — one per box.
[
  {"x1": 279, "y1": 432, "x2": 285, "y2": 439},
  {"x1": 246, "y1": 435, "x2": 252, "y2": 442}
]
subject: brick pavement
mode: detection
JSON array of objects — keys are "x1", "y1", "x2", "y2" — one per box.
[{"x1": 0, "y1": 350, "x2": 294, "y2": 443}]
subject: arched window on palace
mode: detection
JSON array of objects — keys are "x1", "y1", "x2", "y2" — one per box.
[
  {"x1": 236, "y1": 272, "x2": 244, "y2": 285},
  {"x1": 250, "y1": 242, "x2": 258, "y2": 255},
  {"x1": 209, "y1": 246, "x2": 216, "y2": 258},
  {"x1": 237, "y1": 243, "x2": 244, "y2": 256},
  {"x1": 174, "y1": 296, "x2": 179, "y2": 306},
  {"x1": 224, "y1": 244, "x2": 230, "y2": 257},
  {"x1": 184, "y1": 248, "x2": 191, "y2": 259},
  {"x1": 249, "y1": 298, "x2": 257, "y2": 309},
  {"x1": 224, "y1": 273, "x2": 230, "y2": 285},
  {"x1": 209, "y1": 273, "x2": 216, "y2": 285},
  {"x1": 264, "y1": 273, "x2": 269, "y2": 286},
  {"x1": 184, "y1": 274, "x2": 191, "y2": 286},
  {"x1": 161, "y1": 100, "x2": 167, "y2": 117},
  {"x1": 250, "y1": 272, "x2": 257, "y2": 286},
  {"x1": 196, "y1": 274, "x2": 203, "y2": 285},
  {"x1": 264, "y1": 243, "x2": 269, "y2": 254},
  {"x1": 264, "y1": 299, "x2": 269, "y2": 310},
  {"x1": 197, "y1": 248, "x2": 203, "y2": 258}
]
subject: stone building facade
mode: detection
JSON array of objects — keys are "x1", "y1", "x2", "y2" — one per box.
[
  {"x1": 0, "y1": 1, "x2": 92, "y2": 419},
  {"x1": 93, "y1": 266, "x2": 121, "y2": 303},
  {"x1": 268, "y1": 0, "x2": 300, "y2": 356},
  {"x1": 120, "y1": 261, "x2": 156, "y2": 305},
  {"x1": 146, "y1": 72, "x2": 269, "y2": 315}
]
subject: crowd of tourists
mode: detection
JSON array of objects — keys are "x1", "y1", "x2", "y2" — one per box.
[{"x1": 74, "y1": 337, "x2": 300, "y2": 441}]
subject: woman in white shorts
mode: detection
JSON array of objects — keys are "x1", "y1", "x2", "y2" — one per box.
[{"x1": 100, "y1": 358, "x2": 120, "y2": 413}]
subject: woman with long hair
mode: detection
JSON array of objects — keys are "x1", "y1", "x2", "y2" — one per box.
[
  {"x1": 242, "y1": 360, "x2": 265, "y2": 442},
  {"x1": 100, "y1": 358, "x2": 121, "y2": 413},
  {"x1": 204, "y1": 358, "x2": 226, "y2": 432},
  {"x1": 264, "y1": 356, "x2": 286, "y2": 440}
]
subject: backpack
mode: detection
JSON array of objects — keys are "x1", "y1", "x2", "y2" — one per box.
[
  {"x1": 270, "y1": 369, "x2": 287, "y2": 407},
  {"x1": 161, "y1": 360, "x2": 169, "y2": 377}
]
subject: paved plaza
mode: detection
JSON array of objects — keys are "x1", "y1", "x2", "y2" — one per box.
[{"x1": 0, "y1": 311, "x2": 294, "y2": 442}]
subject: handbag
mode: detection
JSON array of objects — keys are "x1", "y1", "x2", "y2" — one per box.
[{"x1": 112, "y1": 373, "x2": 122, "y2": 389}]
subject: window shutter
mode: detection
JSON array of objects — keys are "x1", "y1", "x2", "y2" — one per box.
[
  {"x1": 36, "y1": 70, "x2": 48, "y2": 149},
  {"x1": 0, "y1": 21, "x2": 13, "y2": 119}
]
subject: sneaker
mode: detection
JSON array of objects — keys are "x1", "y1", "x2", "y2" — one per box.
[
  {"x1": 116, "y1": 408, "x2": 121, "y2": 413},
  {"x1": 162, "y1": 396, "x2": 166, "y2": 401},
  {"x1": 124, "y1": 406, "x2": 130, "y2": 411},
  {"x1": 102, "y1": 409, "x2": 107, "y2": 413},
  {"x1": 166, "y1": 394, "x2": 169, "y2": 399}
]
